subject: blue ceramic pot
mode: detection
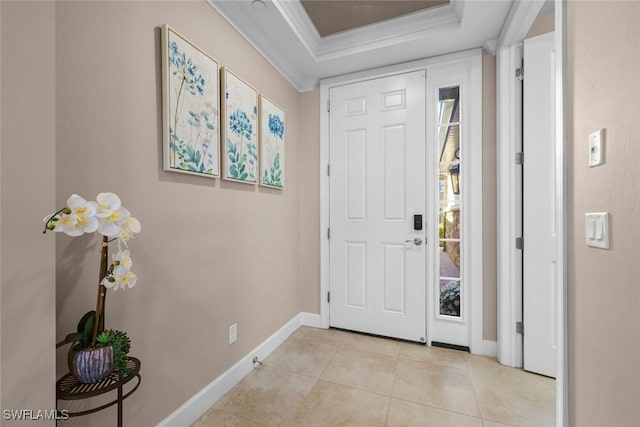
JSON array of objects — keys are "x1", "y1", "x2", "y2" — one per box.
[{"x1": 69, "y1": 345, "x2": 114, "y2": 384}]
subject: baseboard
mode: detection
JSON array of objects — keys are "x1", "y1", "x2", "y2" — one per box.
[
  {"x1": 156, "y1": 312, "x2": 321, "y2": 427},
  {"x1": 300, "y1": 312, "x2": 321, "y2": 328},
  {"x1": 481, "y1": 339, "x2": 497, "y2": 357}
]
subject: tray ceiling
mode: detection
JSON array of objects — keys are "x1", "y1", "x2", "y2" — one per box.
[
  {"x1": 301, "y1": 0, "x2": 449, "y2": 37},
  {"x1": 208, "y1": 0, "x2": 513, "y2": 91}
]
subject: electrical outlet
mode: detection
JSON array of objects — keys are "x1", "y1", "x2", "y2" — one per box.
[{"x1": 229, "y1": 323, "x2": 238, "y2": 344}]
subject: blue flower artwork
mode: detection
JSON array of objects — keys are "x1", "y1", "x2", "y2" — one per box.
[
  {"x1": 163, "y1": 26, "x2": 219, "y2": 177},
  {"x1": 222, "y1": 68, "x2": 258, "y2": 184},
  {"x1": 259, "y1": 96, "x2": 285, "y2": 189}
]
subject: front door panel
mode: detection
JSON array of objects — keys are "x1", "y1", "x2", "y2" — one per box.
[{"x1": 329, "y1": 71, "x2": 427, "y2": 342}]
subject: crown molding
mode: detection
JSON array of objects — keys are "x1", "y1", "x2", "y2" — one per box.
[
  {"x1": 316, "y1": 1, "x2": 463, "y2": 60},
  {"x1": 498, "y1": 0, "x2": 545, "y2": 47},
  {"x1": 483, "y1": 38, "x2": 498, "y2": 55},
  {"x1": 272, "y1": 0, "x2": 464, "y2": 61},
  {"x1": 208, "y1": 0, "x2": 511, "y2": 93},
  {"x1": 208, "y1": 0, "x2": 310, "y2": 91},
  {"x1": 271, "y1": 0, "x2": 320, "y2": 58}
]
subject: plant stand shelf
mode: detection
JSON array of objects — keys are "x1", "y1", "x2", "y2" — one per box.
[{"x1": 56, "y1": 357, "x2": 141, "y2": 427}]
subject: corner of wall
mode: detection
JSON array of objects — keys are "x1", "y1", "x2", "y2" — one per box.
[{"x1": 1, "y1": 0, "x2": 57, "y2": 419}]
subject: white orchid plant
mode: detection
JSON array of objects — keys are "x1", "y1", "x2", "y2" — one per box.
[
  {"x1": 44, "y1": 192, "x2": 141, "y2": 349},
  {"x1": 44, "y1": 193, "x2": 141, "y2": 290}
]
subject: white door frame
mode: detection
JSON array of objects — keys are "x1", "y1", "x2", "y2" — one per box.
[
  {"x1": 320, "y1": 49, "x2": 484, "y2": 355},
  {"x1": 495, "y1": 0, "x2": 568, "y2": 425},
  {"x1": 496, "y1": 40, "x2": 523, "y2": 368}
]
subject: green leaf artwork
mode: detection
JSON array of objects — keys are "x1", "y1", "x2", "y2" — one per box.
[
  {"x1": 163, "y1": 26, "x2": 219, "y2": 177},
  {"x1": 222, "y1": 68, "x2": 258, "y2": 184},
  {"x1": 259, "y1": 96, "x2": 285, "y2": 189}
]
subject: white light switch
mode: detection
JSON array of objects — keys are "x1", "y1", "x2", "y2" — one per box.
[
  {"x1": 585, "y1": 212, "x2": 610, "y2": 249},
  {"x1": 587, "y1": 217, "x2": 596, "y2": 239},
  {"x1": 589, "y1": 129, "x2": 604, "y2": 167}
]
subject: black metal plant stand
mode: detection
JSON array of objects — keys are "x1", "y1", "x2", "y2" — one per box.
[{"x1": 56, "y1": 357, "x2": 141, "y2": 427}]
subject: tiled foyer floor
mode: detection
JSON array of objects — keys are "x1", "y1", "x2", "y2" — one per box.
[{"x1": 193, "y1": 327, "x2": 555, "y2": 427}]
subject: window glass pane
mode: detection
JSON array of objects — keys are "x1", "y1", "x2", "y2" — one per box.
[
  {"x1": 438, "y1": 85, "x2": 461, "y2": 319},
  {"x1": 438, "y1": 124, "x2": 459, "y2": 174},
  {"x1": 438, "y1": 87, "x2": 460, "y2": 125},
  {"x1": 440, "y1": 241, "x2": 460, "y2": 278},
  {"x1": 442, "y1": 210, "x2": 461, "y2": 239},
  {"x1": 439, "y1": 279, "x2": 461, "y2": 317}
]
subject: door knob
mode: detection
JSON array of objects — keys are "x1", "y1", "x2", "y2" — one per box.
[{"x1": 405, "y1": 237, "x2": 423, "y2": 246}]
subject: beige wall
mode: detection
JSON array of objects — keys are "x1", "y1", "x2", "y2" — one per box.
[
  {"x1": 482, "y1": 52, "x2": 497, "y2": 341},
  {"x1": 1, "y1": 2, "x2": 57, "y2": 425},
  {"x1": 54, "y1": 2, "x2": 303, "y2": 425},
  {"x1": 568, "y1": 2, "x2": 640, "y2": 426},
  {"x1": 526, "y1": 10, "x2": 555, "y2": 39}
]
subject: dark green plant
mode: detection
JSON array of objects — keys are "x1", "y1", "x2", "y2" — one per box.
[
  {"x1": 440, "y1": 280, "x2": 461, "y2": 316},
  {"x1": 97, "y1": 330, "x2": 132, "y2": 375},
  {"x1": 70, "y1": 310, "x2": 104, "y2": 350}
]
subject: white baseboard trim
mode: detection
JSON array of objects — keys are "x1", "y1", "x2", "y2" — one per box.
[
  {"x1": 300, "y1": 312, "x2": 322, "y2": 328},
  {"x1": 481, "y1": 339, "x2": 497, "y2": 358},
  {"x1": 156, "y1": 312, "x2": 320, "y2": 427}
]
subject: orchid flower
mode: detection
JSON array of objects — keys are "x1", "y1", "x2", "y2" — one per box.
[
  {"x1": 59, "y1": 194, "x2": 99, "y2": 236},
  {"x1": 44, "y1": 192, "x2": 141, "y2": 292},
  {"x1": 113, "y1": 250, "x2": 132, "y2": 270},
  {"x1": 119, "y1": 216, "x2": 141, "y2": 243},
  {"x1": 103, "y1": 264, "x2": 137, "y2": 291},
  {"x1": 98, "y1": 206, "x2": 130, "y2": 238},
  {"x1": 95, "y1": 192, "x2": 122, "y2": 218}
]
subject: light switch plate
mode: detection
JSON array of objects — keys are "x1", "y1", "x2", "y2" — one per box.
[
  {"x1": 585, "y1": 212, "x2": 609, "y2": 249},
  {"x1": 589, "y1": 129, "x2": 604, "y2": 167}
]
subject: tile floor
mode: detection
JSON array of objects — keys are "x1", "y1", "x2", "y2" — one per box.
[{"x1": 193, "y1": 327, "x2": 555, "y2": 427}]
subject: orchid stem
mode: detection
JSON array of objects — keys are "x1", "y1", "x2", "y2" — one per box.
[
  {"x1": 91, "y1": 235, "x2": 110, "y2": 347},
  {"x1": 42, "y1": 207, "x2": 67, "y2": 234}
]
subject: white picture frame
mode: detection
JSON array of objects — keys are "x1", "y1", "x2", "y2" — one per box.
[
  {"x1": 259, "y1": 95, "x2": 285, "y2": 189},
  {"x1": 161, "y1": 25, "x2": 220, "y2": 177},
  {"x1": 221, "y1": 67, "x2": 259, "y2": 184}
]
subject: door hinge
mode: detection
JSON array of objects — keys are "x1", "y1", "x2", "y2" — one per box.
[
  {"x1": 327, "y1": 292, "x2": 331, "y2": 303},
  {"x1": 516, "y1": 237, "x2": 524, "y2": 250},
  {"x1": 516, "y1": 67, "x2": 524, "y2": 81},
  {"x1": 516, "y1": 321, "x2": 524, "y2": 335},
  {"x1": 327, "y1": 228, "x2": 331, "y2": 239},
  {"x1": 327, "y1": 100, "x2": 331, "y2": 112},
  {"x1": 327, "y1": 164, "x2": 330, "y2": 176},
  {"x1": 515, "y1": 152, "x2": 524, "y2": 165}
]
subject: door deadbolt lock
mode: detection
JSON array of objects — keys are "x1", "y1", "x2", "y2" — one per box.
[{"x1": 405, "y1": 237, "x2": 423, "y2": 246}]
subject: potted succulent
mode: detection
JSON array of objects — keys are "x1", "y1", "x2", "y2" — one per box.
[{"x1": 45, "y1": 193, "x2": 140, "y2": 383}]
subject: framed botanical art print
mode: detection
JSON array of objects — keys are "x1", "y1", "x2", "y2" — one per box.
[
  {"x1": 259, "y1": 96, "x2": 285, "y2": 189},
  {"x1": 221, "y1": 68, "x2": 259, "y2": 184},
  {"x1": 161, "y1": 25, "x2": 220, "y2": 177}
]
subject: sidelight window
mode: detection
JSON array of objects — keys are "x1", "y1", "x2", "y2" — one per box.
[{"x1": 437, "y1": 86, "x2": 462, "y2": 318}]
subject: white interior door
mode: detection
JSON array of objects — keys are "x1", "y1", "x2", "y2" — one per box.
[
  {"x1": 523, "y1": 32, "x2": 557, "y2": 378},
  {"x1": 329, "y1": 71, "x2": 427, "y2": 342}
]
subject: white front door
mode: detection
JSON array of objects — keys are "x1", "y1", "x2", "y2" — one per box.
[
  {"x1": 523, "y1": 32, "x2": 557, "y2": 378},
  {"x1": 329, "y1": 71, "x2": 427, "y2": 342}
]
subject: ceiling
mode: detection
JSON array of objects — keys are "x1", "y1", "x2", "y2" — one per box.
[
  {"x1": 300, "y1": 0, "x2": 449, "y2": 37},
  {"x1": 208, "y1": 0, "x2": 514, "y2": 91}
]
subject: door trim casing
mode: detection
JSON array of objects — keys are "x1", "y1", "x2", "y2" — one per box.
[
  {"x1": 319, "y1": 49, "x2": 485, "y2": 354},
  {"x1": 496, "y1": 1, "x2": 567, "y2": 425},
  {"x1": 496, "y1": 42, "x2": 524, "y2": 368},
  {"x1": 425, "y1": 55, "x2": 483, "y2": 350}
]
